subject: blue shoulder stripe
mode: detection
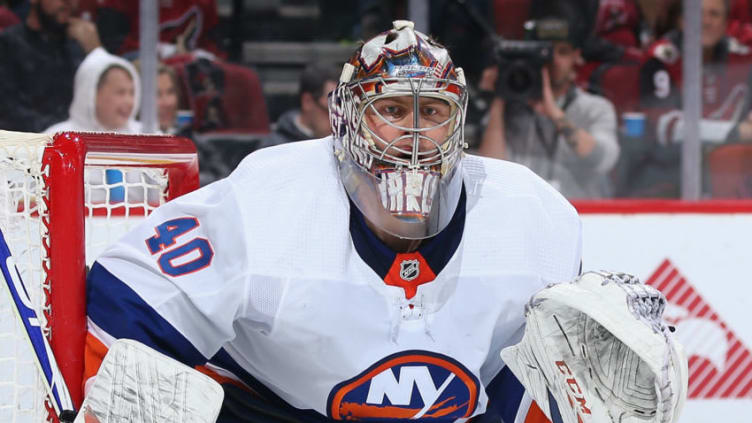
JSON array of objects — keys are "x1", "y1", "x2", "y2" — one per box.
[{"x1": 86, "y1": 261, "x2": 207, "y2": 366}]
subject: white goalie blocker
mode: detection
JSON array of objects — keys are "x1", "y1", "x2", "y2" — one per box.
[
  {"x1": 501, "y1": 271, "x2": 689, "y2": 423},
  {"x1": 75, "y1": 339, "x2": 224, "y2": 423}
]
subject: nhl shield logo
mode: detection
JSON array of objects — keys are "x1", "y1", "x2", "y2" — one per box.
[{"x1": 399, "y1": 259, "x2": 420, "y2": 281}]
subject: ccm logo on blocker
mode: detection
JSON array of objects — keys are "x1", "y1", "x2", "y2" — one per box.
[{"x1": 328, "y1": 351, "x2": 480, "y2": 420}]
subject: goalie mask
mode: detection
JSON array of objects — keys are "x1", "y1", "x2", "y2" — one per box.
[{"x1": 330, "y1": 20, "x2": 468, "y2": 240}]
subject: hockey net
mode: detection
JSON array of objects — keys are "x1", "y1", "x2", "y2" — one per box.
[{"x1": 0, "y1": 131, "x2": 199, "y2": 423}]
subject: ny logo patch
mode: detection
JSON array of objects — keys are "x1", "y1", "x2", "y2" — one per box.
[
  {"x1": 327, "y1": 350, "x2": 480, "y2": 420},
  {"x1": 400, "y1": 259, "x2": 420, "y2": 281}
]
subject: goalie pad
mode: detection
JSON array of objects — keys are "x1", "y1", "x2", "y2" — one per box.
[
  {"x1": 500, "y1": 271, "x2": 688, "y2": 423},
  {"x1": 74, "y1": 339, "x2": 224, "y2": 423}
]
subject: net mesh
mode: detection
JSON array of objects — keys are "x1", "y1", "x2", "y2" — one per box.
[
  {"x1": 0, "y1": 133, "x2": 173, "y2": 422},
  {"x1": 0, "y1": 133, "x2": 50, "y2": 423},
  {"x1": 84, "y1": 167, "x2": 168, "y2": 266}
]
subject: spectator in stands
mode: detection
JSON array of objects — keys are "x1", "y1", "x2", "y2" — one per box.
[
  {"x1": 586, "y1": 0, "x2": 651, "y2": 63},
  {"x1": 44, "y1": 47, "x2": 154, "y2": 205},
  {"x1": 477, "y1": 13, "x2": 620, "y2": 199},
  {"x1": 643, "y1": 0, "x2": 750, "y2": 140},
  {"x1": 631, "y1": 0, "x2": 752, "y2": 196},
  {"x1": 45, "y1": 47, "x2": 141, "y2": 134},
  {"x1": 157, "y1": 64, "x2": 180, "y2": 134},
  {"x1": 0, "y1": 1, "x2": 19, "y2": 31},
  {"x1": 261, "y1": 62, "x2": 340, "y2": 147},
  {"x1": 0, "y1": 0, "x2": 102, "y2": 132},
  {"x1": 95, "y1": 0, "x2": 224, "y2": 60},
  {"x1": 720, "y1": 0, "x2": 752, "y2": 45},
  {"x1": 164, "y1": 54, "x2": 270, "y2": 134},
  {"x1": 595, "y1": 0, "x2": 646, "y2": 48}
]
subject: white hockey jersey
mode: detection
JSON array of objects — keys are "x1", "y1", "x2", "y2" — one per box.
[{"x1": 84, "y1": 137, "x2": 582, "y2": 422}]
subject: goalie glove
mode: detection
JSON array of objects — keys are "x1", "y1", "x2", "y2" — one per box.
[{"x1": 500, "y1": 271, "x2": 688, "y2": 423}]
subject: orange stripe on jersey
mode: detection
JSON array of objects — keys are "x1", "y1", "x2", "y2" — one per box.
[
  {"x1": 195, "y1": 365, "x2": 253, "y2": 392},
  {"x1": 525, "y1": 401, "x2": 552, "y2": 423},
  {"x1": 383, "y1": 252, "x2": 437, "y2": 299},
  {"x1": 83, "y1": 332, "x2": 109, "y2": 393}
]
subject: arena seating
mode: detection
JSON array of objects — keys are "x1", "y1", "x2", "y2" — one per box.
[
  {"x1": 707, "y1": 143, "x2": 752, "y2": 198},
  {"x1": 580, "y1": 61, "x2": 642, "y2": 117}
]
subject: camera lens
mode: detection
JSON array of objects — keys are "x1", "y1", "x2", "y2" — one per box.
[
  {"x1": 494, "y1": 40, "x2": 550, "y2": 101},
  {"x1": 506, "y1": 65, "x2": 532, "y2": 94}
]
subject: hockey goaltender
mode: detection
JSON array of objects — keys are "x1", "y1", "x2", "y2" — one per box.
[{"x1": 76, "y1": 21, "x2": 688, "y2": 423}]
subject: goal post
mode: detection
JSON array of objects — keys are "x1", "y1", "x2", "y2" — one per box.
[{"x1": 0, "y1": 131, "x2": 199, "y2": 422}]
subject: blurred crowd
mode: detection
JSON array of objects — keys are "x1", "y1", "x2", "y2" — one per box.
[{"x1": 1, "y1": 0, "x2": 752, "y2": 198}]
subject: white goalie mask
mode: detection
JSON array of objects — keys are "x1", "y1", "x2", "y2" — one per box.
[{"x1": 330, "y1": 20, "x2": 468, "y2": 240}]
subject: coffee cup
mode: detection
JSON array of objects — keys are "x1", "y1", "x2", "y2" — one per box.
[
  {"x1": 176, "y1": 110, "x2": 194, "y2": 129},
  {"x1": 623, "y1": 112, "x2": 646, "y2": 138}
]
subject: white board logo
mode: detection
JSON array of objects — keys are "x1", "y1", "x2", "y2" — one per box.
[{"x1": 648, "y1": 259, "x2": 752, "y2": 399}]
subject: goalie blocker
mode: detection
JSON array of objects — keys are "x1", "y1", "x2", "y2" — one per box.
[
  {"x1": 75, "y1": 339, "x2": 224, "y2": 423},
  {"x1": 501, "y1": 271, "x2": 688, "y2": 423}
]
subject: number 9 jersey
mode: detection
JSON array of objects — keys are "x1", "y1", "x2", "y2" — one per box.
[
  {"x1": 639, "y1": 30, "x2": 752, "y2": 144},
  {"x1": 83, "y1": 137, "x2": 582, "y2": 422}
]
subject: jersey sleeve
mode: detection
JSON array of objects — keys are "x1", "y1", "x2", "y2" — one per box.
[{"x1": 83, "y1": 177, "x2": 251, "y2": 391}]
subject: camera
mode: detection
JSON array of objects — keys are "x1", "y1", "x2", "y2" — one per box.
[{"x1": 494, "y1": 39, "x2": 553, "y2": 103}]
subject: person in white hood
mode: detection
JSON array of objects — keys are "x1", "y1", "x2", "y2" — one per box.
[
  {"x1": 45, "y1": 47, "x2": 160, "y2": 205},
  {"x1": 45, "y1": 47, "x2": 142, "y2": 134}
]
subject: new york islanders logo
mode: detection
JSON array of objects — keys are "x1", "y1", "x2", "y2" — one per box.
[
  {"x1": 648, "y1": 259, "x2": 752, "y2": 398},
  {"x1": 327, "y1": 351, "x2": 480, "y2": 420}
]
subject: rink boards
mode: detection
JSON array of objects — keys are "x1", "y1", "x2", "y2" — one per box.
[{"x1": 577, "y1": 200, "x2": 752, "y2": 422}]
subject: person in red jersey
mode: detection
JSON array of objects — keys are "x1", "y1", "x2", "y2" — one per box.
[
  {"x1": 95, "y1": 0, "x2": 224, "y2": 59},
  {"x1": 641, "y1": 0, "x2": 752, "y2": 144},
  {"x1": 623, "y1": 0, "x2": 752, "y2": 197}
]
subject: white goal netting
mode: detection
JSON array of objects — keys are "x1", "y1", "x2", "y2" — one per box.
[
  {"x1": 0, "y1": 133, "x2": 49, "y2": 423},
  {"x1": 0, "y1": 131, "x2": 189, "y2": 423}
]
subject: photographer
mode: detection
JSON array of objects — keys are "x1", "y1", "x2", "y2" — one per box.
[{"x1": 478, "y1": 16, "x2": 620, "y2": 199}]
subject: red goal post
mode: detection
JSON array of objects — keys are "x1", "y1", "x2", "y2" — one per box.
[{"x1": 0, "y1": 131, "x2": 199, "y2": 422}]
